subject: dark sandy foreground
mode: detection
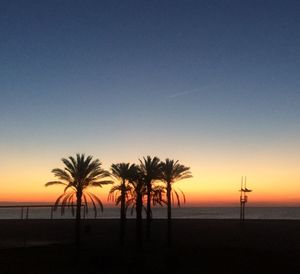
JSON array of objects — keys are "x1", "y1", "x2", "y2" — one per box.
[{"x1": 1, "y1": 219, "x2": 300, "y2": 274}]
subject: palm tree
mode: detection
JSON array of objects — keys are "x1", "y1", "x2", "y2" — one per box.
[
  {"x1": 126, "y1": 165, "x2": 166, "y2": 249},
  {"x1": 139, "y1": 156, "x2": 162, "y2": 240},
  {"x1": 126, "y1": 165, "x2": 145, "y2": 250},
  {"x1": 108, "y1": 163, "x2": 136, "y2": 245},
  {"x1": 160, "y1": 159, "x2": 192, "y2": 246},
  {"x1": 45, "y1": 154, "x2": 112, "y2": 246}
]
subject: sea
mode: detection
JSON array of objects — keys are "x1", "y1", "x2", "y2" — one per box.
[{"x1": 0, "y1": 205, "x2": 300, "y2": 220}]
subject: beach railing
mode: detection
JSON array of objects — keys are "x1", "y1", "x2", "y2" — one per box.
[{"x1": 0, "y1": 205, "x2": 89, "y2": 219}]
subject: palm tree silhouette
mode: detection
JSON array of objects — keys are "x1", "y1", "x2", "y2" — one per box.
[
  {"x1": 160, "y1": 159, "x2": 192, "y2": 247},
  {"x1": 126, "y1": 165, "x2": 166, "y2": 249},
  {"x1": 126, "y1": 164, "x2": 145, "y2": 250},
  {"x1": 108, "y1": 163, "x2": 136, "y2": 246},
  {"x1": 139, "y1": 156, "x2": 162, "y2": 240},
  {"x1": 45, "y1": 154, "x2": 112, "y2": 246}
]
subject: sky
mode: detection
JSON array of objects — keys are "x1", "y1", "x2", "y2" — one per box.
[{"x1": 0, "y1": 0, "x2": 300, "y2": 206}]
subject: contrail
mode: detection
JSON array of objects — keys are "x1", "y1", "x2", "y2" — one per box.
[
  {"x1": 167, "y1": 83, "x2": 223, "y2": 99},
  {"x1": 168, "y1": 89, "x2": 198, "y2": 98}
]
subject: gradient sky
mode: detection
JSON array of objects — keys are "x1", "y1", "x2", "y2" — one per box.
[{"x1": 1, "y1": 0, "x2": 300, "y2": 205}]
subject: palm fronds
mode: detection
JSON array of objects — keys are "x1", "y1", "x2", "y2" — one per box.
[
  {"x1": 45, "y1": 153, "x2": 112, "y2": 217},
  {"x1": 161, "y1": 158, "x2": 192, "y2": 207},
  {"x1": 45, "y1": 181, "x2": 67, "y2": 187}
]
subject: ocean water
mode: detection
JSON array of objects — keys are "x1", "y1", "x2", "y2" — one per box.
[{"x1": 0, "y1": 206, "x2": 299, "y2": 220}]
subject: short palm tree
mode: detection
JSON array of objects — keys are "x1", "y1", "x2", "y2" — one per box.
[
  {"x1": 160, "y1": 159, "x2": 192, "y2": 246},
  {"x1": 45, "y1": 154, "x2": 112, "y2": 246},
  {"x1": 139, "y1": 156, "x2": 162, "y2": 240},
  {"x1": 108, "y1": 162, "x2": 136, "y2": 245}
]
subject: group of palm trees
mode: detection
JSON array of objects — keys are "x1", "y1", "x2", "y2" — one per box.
[{"x1": 45, "y1": 153, "x2": 192, "y2": 249}]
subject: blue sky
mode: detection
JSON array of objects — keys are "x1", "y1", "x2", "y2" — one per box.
[{"x1": 0, "y1": 0, "x2": 300, "y2": 203}]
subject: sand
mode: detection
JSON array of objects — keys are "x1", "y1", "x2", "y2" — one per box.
[{"x1": 0, "y1": 219, "x2": 300, "y2": 273}]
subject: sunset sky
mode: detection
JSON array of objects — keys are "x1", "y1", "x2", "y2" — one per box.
[{"x1": 1, "y1": 0, "x2": 300, "y2": 206}]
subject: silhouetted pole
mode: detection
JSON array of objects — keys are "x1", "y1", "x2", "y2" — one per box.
[
  {"x1": 240, "y1": 178, "x2": 243, "y2": 220},
  {"x1": 83, "y1": 205, "x2": 86, "y2": 219},
  {"x1": 239, "y1": 176, "x2": 252, "y2": 221}
]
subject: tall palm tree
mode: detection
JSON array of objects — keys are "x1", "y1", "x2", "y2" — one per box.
[
  {"x1": 108, "y1": 162, "x2": 136, "y2": 246},
  {"x1": 45, "y1": 154, "x2": 112, "y2": 246},
  {"x1": 160, "y1": 158, "x2": 192, "y2": 246},
  {"x1": 126, "y1": 164, "x2": 145, "y2": 250},
  {"x1": 139, "y1": 156, "x2": 162, "y2": 240},
  {"x1": 127, "y1": 165, "x2": 166, "y2": 249}
]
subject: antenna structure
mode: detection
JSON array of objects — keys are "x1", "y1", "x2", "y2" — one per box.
[{"x1": 239, "y1": 176, "x2": 252, "y2": 221}]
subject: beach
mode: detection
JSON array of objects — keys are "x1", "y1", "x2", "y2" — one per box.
[{"x1": 0, "y1": 219, "x2": 300, "y2": 273}]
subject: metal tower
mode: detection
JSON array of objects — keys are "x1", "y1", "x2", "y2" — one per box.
[{"x1": 239, "y1": 176, "x2": 252, "y2": 221}]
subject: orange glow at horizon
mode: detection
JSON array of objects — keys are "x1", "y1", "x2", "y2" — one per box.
[
  {"x1": 1, "y1": 146, "x2": 300, "y2": 206},
  {"x1": 1, "y1": 175, "x2": 300, "y2": 206}
]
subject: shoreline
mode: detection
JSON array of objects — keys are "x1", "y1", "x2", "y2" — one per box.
[{"x1": 1, "y1": 206, "x2": 300, "y2": 220}]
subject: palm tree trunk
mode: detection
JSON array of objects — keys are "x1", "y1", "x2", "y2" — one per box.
[
  {"x1": 120, "y1": 179, "x2": 126, "y2": 246},
  {"x1": 75, "y1": 191, "x2": 82, "y2": 247},
  {"x1": 167, "y1": 182, "x2": 172, "y2": 247},
  {"x1": 136, "y1": 193, "x2": 143, "y2": 251},
  {"x1": 146, "y1": 181, "x2": 152, "y2": 240}
]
